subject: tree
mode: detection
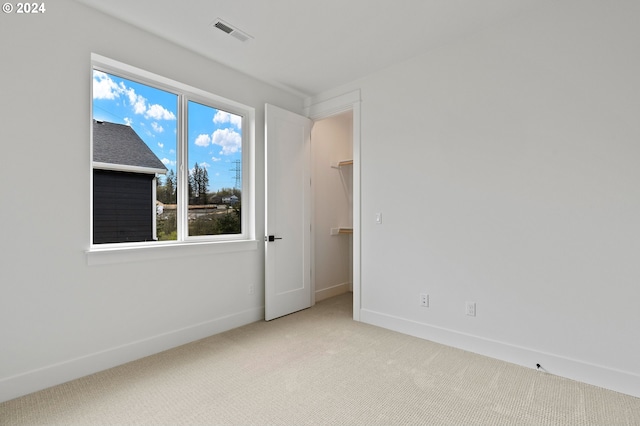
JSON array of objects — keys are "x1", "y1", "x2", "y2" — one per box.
[
  {"x1": 199, "y1": 167, "x2": 209, "y2": 204},
  {"x1": 216, "y1": 187, "x2": 241, "y2": 198},
  {"x1": 190, "y1": 163, "x2": 209, "y2": 205},
  {"x1": 164, "y1": 169, "x2": 176, "y2": 203},
  {"x1": 217, "y1": 209, "x2": 241, "y2": 234}
]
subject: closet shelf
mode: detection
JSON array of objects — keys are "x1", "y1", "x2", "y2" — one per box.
[
  {"x1": 330, "y1": 227, "x2": 353, "y2": 235},
  {"x1": 331, "y1": 159, "x2": 353, "y2": 169}
]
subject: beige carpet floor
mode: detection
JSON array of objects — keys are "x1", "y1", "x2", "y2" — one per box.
[{"x1": 1, "y1": 293, "x2": 639, "y2": 425}]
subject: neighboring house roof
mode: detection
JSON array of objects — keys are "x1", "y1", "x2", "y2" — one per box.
[{"x1": 93, "y1": 120, "x2": 168, "y2": 174}]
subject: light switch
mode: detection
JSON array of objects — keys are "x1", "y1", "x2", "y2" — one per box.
[{"x1": 375, "y1": 213, "x2": 382, "y2": 224}]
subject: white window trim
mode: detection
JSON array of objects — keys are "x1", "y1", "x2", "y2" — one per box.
[
  {"x1": 86, "y1": 239, "x2": 259, "y2": 266},
  {"x1": 88, "y1": 53, "x2": 256, "y2": 261}
]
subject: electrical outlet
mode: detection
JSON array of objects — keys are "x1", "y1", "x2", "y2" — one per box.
[
  {"x1": 466, "y1": 301, "x2": 476, "y2": 317},
  {"x1": 420, "y1": 293, "x2": 429, "y2": 307}
]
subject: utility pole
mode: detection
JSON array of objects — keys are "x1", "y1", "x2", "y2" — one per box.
[{"x1": 230, "y1": 160, "x2": 241, "y2": 189}]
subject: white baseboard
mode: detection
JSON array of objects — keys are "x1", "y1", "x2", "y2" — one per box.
[
  {"x1": 0, "y1": 307, "x2": 263, "y2": 403},
  {"x1": 315, "y1": 282, "x2": 351, "y2": 302},
  {"x1": 360, "y1": 308, "x2": 640, "y2": 398}
]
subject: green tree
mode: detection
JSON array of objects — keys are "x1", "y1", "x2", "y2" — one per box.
[
  {"x1": 188, "y1": 167, "x2": 195, "y2": 201},
  {"x1": 189, "y1": 163, "x2": 209, "y2": 205},
  {"x1": 164, "y1": 169, "x2": 176, "y2": 203},
  {"x1": 217, "y1": 208, "x2": 241, "y2": 234},
  {"x1": 199, "y1": 167, "x2": 209, "y2": 204},
  {"x1": 157, "y1": 211, "x2": 177, "y2": 240},
  {"x1": 156, "y1": 169, "x2": 176, "y2": 204}
]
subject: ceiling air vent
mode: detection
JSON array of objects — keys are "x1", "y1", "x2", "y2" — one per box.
[
  {"x1": 212, "y1": 19, "x2": 253, "y2": 42},
  {"x1": 214, "y1": 21, "x2": 234, "y2": 34}
]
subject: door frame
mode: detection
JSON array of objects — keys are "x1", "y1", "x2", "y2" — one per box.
[{"x1": 305, "y1": 90, "x2": 361, "y2": 321}]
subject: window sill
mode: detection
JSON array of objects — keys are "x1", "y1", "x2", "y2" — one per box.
[{"x1": 86, "y1": 239, "x2": 259, "y2": 266}]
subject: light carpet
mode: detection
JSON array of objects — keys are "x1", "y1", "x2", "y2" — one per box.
[{"x1": 2, "y1": 293, "x2": 639, "y2": 425}]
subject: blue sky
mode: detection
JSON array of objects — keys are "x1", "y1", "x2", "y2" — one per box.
[{"x1": 92, "y1": 70, "x2": 242, "y2": 192}]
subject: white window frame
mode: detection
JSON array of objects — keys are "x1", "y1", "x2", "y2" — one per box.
[{"x1": 88, "y1": 54, "x2": 256, "y2": 263}]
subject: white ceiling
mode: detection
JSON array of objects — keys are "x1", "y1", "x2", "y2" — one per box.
[{"x1": 75, "y1": 0, "x2": 544, "y2": 97}]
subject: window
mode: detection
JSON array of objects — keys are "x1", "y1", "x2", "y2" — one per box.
[{"x1": 90, "y1": 55, "x2": 254, "y2": 249}]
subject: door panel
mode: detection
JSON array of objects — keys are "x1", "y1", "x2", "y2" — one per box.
[{"x1": 265, "y1": 104, "x2": 312, "y2": 321}]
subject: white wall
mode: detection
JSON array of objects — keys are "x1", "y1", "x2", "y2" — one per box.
[
  {"x1": 0, "y1": 0, "x2": 303, "y2": 402},
  {"x1": 312, "y1": 112, "x2": 353, "y2": 301},
  {"x1": 313, "y1": 0, "x2": 640, "y2": 397}
]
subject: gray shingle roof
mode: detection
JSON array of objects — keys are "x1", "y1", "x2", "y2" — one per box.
[{"x1": 93, "y1": 120, "x2": 167, "y2": 173}]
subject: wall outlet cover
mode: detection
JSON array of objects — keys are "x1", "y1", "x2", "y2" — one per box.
[
  {"x1": 466, "y1": 301, "x2": 476, "y2": 316},
  {"x1": 420, "y1": 293, "x2": 429, "y2": 307}
]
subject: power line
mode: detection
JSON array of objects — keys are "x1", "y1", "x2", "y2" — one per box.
[{"x1": 229, "y1": 160, "x2": 241, "y2": 189}]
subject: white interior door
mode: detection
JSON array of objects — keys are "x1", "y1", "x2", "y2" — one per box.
[{"x1": 265, "y1": 104, "x2": 312, "y2": 321}]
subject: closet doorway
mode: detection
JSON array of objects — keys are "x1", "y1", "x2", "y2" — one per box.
[
  {"x1": 307, "y1": 90, "x2": 361, "y2": 320},
  {"x1": 311, "y1": 111, "x2": 353, "y2": 302}
]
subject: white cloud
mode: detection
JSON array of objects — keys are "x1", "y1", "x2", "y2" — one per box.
[
  {"x1": 95, "y1": 71, "x2": 176, "y2": 122},
  {"x1": 200, "y1": 162, "x2": 210, "y2": 169},
  {"x1": 195, "y1": 134, "x2": 211, "y2": 147},
  {"x1": 146, "y1": 104, "x2": 176, "y2": 120},
  {"x1": 151, "y1": 122, "x2": 164, "y2": 133},
  {"x1": 93, "y1": 71, "x2": 122, "y2": 100},
  {"x1": 124, "y1": 117, "x2": 133, "y2": 126},
  {"x1": 212, "y1": 128, "x2": 241, "y2": 155},
  {"x1": 211, "y1": 156, "x2": 221, "y2": 162},
  {"x1": 213, "y1": 110, "x2": 242, "y2": 129},
  {"x1": 157, "y1": 142, "x2": 164, "y2": 148},
  {"x1": 124, "y1": 87, "x2": 147, "y2": 115},
  {"x1": 161, "y1": 158, "x2": 176, "y2": 167}
]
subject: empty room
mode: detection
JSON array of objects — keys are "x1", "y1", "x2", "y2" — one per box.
[{"x1": 1, "y1": 0, "x2": 639, "y2": 424}]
